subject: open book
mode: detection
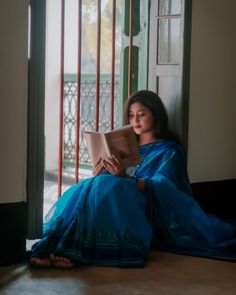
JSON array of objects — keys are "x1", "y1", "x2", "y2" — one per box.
[{"x1": 83, "y1": 125, "x2": 140, "y2": 168}]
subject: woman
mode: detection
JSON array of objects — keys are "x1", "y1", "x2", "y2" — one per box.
[{"x1": 30, "y1": 90, "x2": 236, "y2": 268}]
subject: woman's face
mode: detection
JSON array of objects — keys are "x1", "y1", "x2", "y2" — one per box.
[{"x1": 128, "y1": 102, "x2": 154, "y2": 136}]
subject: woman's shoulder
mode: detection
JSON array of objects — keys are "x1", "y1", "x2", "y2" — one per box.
[
  {"x1": 154, "y1": 139, "x2": 181, "y2": 151},
  {"x1": 153, "y1": 140, "x2": 186, "y2": 160},
  {"x1": 139, "y1": 140, "x2": 185, "y2": 159}
]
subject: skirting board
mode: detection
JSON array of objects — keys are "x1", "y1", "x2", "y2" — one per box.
[
  {"x1": 191, "y1": 179, "x2": 236, "y2": 220},
  {"x1": 0, "y1": 201, "x2": 27, "y2": 266}
]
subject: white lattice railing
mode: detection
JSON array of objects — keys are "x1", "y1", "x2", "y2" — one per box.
[{"x1": 63, "y1": 73, "x2": 121, "y2": 168}]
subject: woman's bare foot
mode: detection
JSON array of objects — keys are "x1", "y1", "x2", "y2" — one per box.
[
  {"x1": 30, "y1": 257, "x2": 52, "y2": 268},
  {"x1": 49, "y1": 253, "x2": 75, "y2": 269}
]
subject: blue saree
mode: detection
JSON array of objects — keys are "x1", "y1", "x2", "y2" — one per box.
[{"x1": 31, "y1": 141, "x2": 236, "y2": 267}]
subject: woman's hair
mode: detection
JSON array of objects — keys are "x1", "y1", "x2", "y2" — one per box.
[{"x1": 123, "y1": 90, "x2": 180, "y2": 144}]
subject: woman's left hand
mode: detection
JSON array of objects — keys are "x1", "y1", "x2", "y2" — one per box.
[{"x1": 103, "y1": 154, "x2": 126, "y2": 177}]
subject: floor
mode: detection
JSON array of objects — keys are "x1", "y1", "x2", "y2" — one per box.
[
  {"x1": 3, "y1": 173, "x2": 234, "y2": 294},
  {"x1": 0, "y1": 251, "x2": 236, "y2": 295}
]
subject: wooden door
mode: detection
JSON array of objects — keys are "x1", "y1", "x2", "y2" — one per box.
[{"x1": 149, "y1": 0, "x2": 192, "y2": 147}]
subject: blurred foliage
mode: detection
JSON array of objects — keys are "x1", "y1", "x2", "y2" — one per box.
[{"x1": 81, "y1": 0, "x2": 122, "y2": 73}]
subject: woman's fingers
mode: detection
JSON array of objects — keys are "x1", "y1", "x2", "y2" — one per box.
[
  {"x1": 102, "y1": 159, "x2": 111, "y2": 170},
  {"x1": 94, "y1": 157, "x2": 102, "y2": 166},
  {"x1": 92, "y1": 158, "x2": 105, "y2": 175},
  {"x1": 105, "y1": 157, "x2": 117, "y2": 169},
  {"x1": 93, "y1": 155, "x2": 125, "y2": 176},
  {"x1": 102, "y1": 160, "x2": 115, "y2": 174},
  {"x1": 103, "y1": 155, "x2": 125, "y2": 176},
  {"x1": 110, "y1": 154, "x2": 121, "y2": 166}
]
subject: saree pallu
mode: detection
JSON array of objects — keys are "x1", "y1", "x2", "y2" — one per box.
[
  {"x1": 137, "y1": 141, "x2": 236, "y2": 261},
  {"x1": 145, "y1": 175, "x2": 236, "y2": 261}
]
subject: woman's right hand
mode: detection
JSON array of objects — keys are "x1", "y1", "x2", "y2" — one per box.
[
  {"x1": 92, "y1": 158, "x2": 105, "y2": 176},
  {"x1": 102, "y1": 154, "x2": 126, "y2": 177}
]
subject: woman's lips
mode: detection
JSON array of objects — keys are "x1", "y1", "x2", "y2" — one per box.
[{"x1": 134, "y1": 125, "x2": 141, "y2": 129}]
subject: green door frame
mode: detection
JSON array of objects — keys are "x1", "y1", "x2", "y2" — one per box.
[
  {"x1": 27, "y1": 0, "x2": 46, "y2": 238},
  {"x1": 120, "y1": 0, "x2": 150, "y2": 118}
]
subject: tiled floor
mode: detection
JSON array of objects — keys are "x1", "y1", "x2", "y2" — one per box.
[{"x1": 1, "y1": 251, "x2": 236, "y2": 295}]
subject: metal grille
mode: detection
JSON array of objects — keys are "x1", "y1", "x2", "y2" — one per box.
[{"x1": 63, "y1": 73, "x2": 121, "y2": 167}]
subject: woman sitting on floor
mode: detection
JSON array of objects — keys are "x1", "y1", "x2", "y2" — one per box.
[{"x1": 30, "y1": 90, "x2": 236, "y2": 268}]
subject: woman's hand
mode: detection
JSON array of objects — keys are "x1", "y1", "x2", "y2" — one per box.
[
  {"x1": 92, "y1": 158, "x2": 105, "y2": 176},
  {"x1": 102, "y1": 154, "x2": 126, "y2": 177}
]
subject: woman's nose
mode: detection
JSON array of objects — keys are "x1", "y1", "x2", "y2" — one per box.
[{"x1": 134, "y1": 115, "x2": 139, "y2": 123}]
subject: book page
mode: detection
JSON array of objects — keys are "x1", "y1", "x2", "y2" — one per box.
[
  {"x1": 105, "y1": 125, "x2": 140, "y2": 167},
  {"x1": 83, "y1": 131, "x2": 110, "y2": 165}
]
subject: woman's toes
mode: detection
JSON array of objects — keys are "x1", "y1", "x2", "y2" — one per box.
[
  {"x1": 49, "y1": 253, "x2": 75, "y2": 268},
  {"x1": 30, "y1": 257, "x2": 52, "y2": 267}
]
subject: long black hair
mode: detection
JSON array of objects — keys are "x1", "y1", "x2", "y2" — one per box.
[{"x1": 123, "y1": 90, "x2": 180, "y2": 144}]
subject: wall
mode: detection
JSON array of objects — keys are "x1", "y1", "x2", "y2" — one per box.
[
  {"x1": 44, "y1": 0, "x2": 61, "y2": 170},
  {"x1": 188, "y1": 0, "x2": 236, "y2": 182},
  {"x1": 0, "y1": 0, "x2": 28, "y2": 203}
]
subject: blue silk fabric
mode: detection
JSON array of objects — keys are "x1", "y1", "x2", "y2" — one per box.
[{"x1": 31, "y1": 141, "x2": 236, "y2": 267}]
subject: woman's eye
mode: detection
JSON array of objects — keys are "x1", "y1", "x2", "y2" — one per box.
[
  {"x1": 138, "y1": 113, "x2": 145, "y2": 117},
  {"x1": 128, "y1": 114, "x2": 134, "y2": 118}
]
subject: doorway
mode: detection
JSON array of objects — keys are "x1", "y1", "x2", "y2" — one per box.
[{"x1": 27, "y1": 0, "x2": 190, "y2": 239}]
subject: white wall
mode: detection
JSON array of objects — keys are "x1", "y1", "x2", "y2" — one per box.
[
  {"x1": 0, "y1": 1, "x2": 28, "y2": 203},
  {"x1": 188, "y1": 0, "x2": 236, "y2": 182},
  {"x1": 44, "y1": 0, "x2": 61, "y2": 170}
]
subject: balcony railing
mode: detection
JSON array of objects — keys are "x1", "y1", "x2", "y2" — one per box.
[{"x1": 63, "y1": 73, "x2": 121, "y2": 168}]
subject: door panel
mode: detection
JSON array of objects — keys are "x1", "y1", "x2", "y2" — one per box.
[{"x1": 149, "y1": 0, "x2": 191, "y2": 148}]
